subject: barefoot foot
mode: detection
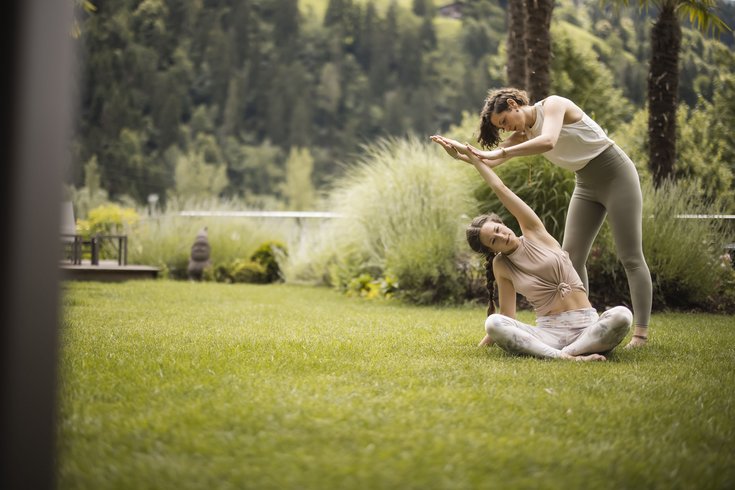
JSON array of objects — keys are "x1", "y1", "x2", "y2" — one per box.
[
  {"x1": 560, "y1": 352, "x2": 606, "y2": 361},
  {"x1": 624, "y1": 334, "x2": 648, "y2": 350},
  {"x1": 478, "y1": 334, "x2": 495, "y2": 347}
]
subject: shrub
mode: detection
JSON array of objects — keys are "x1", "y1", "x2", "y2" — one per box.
[
  {"x1": 250, "y1": 241, "x2": 287, "y2": 283},
  {"x1": 75, "y1": 204, "x2": 140, "y2": 261},
  {"x1": 282, "y1": 136, "x2": 478, "y2": 304},
  {"x1": 229, "y1": 260, "x2": 269, "y2": 284},
  {"x1": 77, "y1": 203, "x2": 140, "y2": 236}
]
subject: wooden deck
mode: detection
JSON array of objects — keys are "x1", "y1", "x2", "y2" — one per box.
[{"x1": 60, "y1": 260, "x2": 160, "y2": 282}]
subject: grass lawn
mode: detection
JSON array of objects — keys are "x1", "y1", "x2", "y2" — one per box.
[{"x1": 58, "y1": 281, "x2": 735, "y2": 489}]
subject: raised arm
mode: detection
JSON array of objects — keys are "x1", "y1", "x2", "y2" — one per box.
[{"x1": 462, "y1": 146, "x2": 545, "y2": 235}]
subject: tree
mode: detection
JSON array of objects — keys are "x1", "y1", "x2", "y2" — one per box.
[
  {"x1": 172, "y1": 149, "x2": 228, "y2": 200},
  {"x1": 604, "y1": 0, "x2": 730, "y2": 187},
  {"x1": 281, "y1": 148, "x2": 316, "y2": 210},
  {"x1": 507, "y1": 0, "x2": 527, "y2": 88},
  {"x1": 525, "y1": 0, "x2": 554, "y2": 102}
]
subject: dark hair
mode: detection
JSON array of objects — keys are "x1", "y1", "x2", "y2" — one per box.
[
  {"x1": 466, "y1": 214, "x2": 504, "y2": 316},
  {"x1": 477, "y1": 87, "x2": 530, "y2": 149}
]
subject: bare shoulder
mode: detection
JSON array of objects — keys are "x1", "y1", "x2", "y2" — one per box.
[
  {"x1": 542, "y1": 95, "x2": 577, "y2": 111},
  {"x1": 543, "y1": 95, "x2": 583, "y2": 123},
  {"x1": 493, "y1": 254, "x2": 509, "y2": 274}
]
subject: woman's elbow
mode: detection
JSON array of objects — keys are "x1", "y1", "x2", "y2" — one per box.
[{"x1": 540, "y1": 137, "x2": 555, "y2": 152}]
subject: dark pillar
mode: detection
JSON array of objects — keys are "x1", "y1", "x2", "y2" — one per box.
[{"x1": 0, "y1": 1, "x2": 75, "y2": 489}]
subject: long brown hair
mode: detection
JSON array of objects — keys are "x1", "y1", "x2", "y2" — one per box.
[
  {"x1": 466, "y1": 214, "x2": 504, "y2": 316},
  {"x1": 477, "y1": 87, "x2": 530, "y2": 149}
]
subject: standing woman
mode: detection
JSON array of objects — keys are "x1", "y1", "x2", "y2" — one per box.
[{"x1": 451, "y1": 88, "x2": 651, "y2": 348}]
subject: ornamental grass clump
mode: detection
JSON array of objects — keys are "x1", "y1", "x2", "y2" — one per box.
[
  {"x1": 641, "y1": 179, "x2": 731, "y2": 309},
  {"x1": 282, "y1": 137, "x2": 478, "y2": 304}
]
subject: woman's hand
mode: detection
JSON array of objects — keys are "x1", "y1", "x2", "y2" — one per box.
[
  {"x1": 430, "y1": 135, "x2": 473, "y2": 164},
  {"x1": 463, "y1": 143, "x2": 505, "y2": 168}
]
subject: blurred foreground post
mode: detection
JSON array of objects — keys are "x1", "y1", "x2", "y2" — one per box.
[{"x1": 1, "y1": 1, "x2": 75, "y2": 489}]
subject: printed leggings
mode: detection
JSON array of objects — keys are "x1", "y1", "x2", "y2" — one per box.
[
  {"x1": 485, "y1": 307, "x2": 633, "y2": 359},
  {"x1": 561, "y1": 144, "x2": 652, "y2": 327}
]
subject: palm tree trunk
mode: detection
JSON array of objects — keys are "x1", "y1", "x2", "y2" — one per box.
[
  {"x1": 507, "y1": 0, "x2": 527, "y2": 89},
  {"x1": 525, "y1": 0, "x2": 554, "y2": 102},
  {"x1": 648, "y1": 3, "x2": 681, "y2": 187}
]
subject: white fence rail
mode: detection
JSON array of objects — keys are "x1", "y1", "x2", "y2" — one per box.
[{"x1": 179, "y1": 211, "x2": 345, "y2": 219}]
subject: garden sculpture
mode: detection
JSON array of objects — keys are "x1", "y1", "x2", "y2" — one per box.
[{"x1": 187, "y1": 227, "x2": 211, "y2": 281}]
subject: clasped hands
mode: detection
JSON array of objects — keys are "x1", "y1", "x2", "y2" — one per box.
[{"x1": 429, "y1": 135, "x2": 504, "y2": 167}]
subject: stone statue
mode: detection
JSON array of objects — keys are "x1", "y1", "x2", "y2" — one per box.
[{"x1": 187, "y1": 227, "x2": 211, "y2": 281}]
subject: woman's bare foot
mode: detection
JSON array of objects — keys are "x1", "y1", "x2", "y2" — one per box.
[
  {"x1": 560, "y1": 352, "x2": 606, "y2": 361},
  {"x1": 478, "y1": 334, "x2": 495, "y2": 347},
  {"x1": 624, "y1": 328, "x2": 649, "y2": 349}
]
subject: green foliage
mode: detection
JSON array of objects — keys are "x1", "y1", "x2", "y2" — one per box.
[
  {"x1": 613, "y1": 102, "x2": 735, "y2": 209},
  {"x1": 66, "y1": 155, "x2": 111, "y2": 219},
  {"x1": 171, "y1": 149, "x2": 228, "y2": 201},
  {"x1": 73, "y1": 203, "x2": 141, "y2": 261},
  {"x1": 70, "y1": 0, "x2": 735, "y2": 207},
  {"x1": 344, "y1": 272, "x2": 398, "y2": 299},
  {"x1": 551, "y1": 23, "x2": 634, "y2": 132},
  {"x1": 282, "y1": 137, "x2": 477, "y2": 304},
  {"x1": 219, "y1": 259, "x2": 269, "y2": 284},
  {"x1": 76, "y1": 203, "x2": 140, "y2": 238},
  {"x1": 281, "y1": 147, "x2": 316, "y2": 210},
  {"x1": 675, "y1": 101, "x2": 734, "y2": 206},
  {"x1": 250, "y1": 241, "x2": 288, "y2": 283}
]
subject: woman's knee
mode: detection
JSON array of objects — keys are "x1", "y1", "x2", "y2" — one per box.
[
  {"x1": 603, "y1": 306, "x2": 633, "y2": 329},
  {"x1": 485, "y1": 314, "x2": 509, "y2": 335},
  {"x1": 618, "y1": 252, "x2": 647, "y2": 273}
]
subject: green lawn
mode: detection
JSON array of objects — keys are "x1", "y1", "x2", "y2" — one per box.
[{"x1": 58, "y1": 281, "x2": 735, "y2": 489}]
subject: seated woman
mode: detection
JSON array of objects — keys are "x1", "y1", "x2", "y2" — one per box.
[{"x1": 431, "y1": 134, "x2": 632, "y2": 361}]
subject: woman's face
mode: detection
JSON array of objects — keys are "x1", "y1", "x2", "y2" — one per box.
[
  {"x1": 480, "y1": 221, "x2": 518, "y2": 254},
  {"x1": 489, "y1": 100, "x2": 525, "y2": 133}
]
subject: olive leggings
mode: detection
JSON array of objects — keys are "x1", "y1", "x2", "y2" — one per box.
[{"x1": 561, "y1": 144, "x2": 652, "y2": 328}]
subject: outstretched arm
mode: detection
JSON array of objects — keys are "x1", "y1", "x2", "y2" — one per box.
[{"x1": 460, "y1": 144, "x2": 545, "y2": 235}]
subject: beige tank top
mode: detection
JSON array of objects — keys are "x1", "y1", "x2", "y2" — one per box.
[
  {"x1": 526, "y1": 101, "x2": 613, "y2": 171},
  {"x1": 494, "y1": 236, "x2": 586, "y2": 316}
]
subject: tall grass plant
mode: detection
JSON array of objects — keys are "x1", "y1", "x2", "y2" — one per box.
[{"x1": 282, "y1": 137, "x2": 478, "y2": 304}]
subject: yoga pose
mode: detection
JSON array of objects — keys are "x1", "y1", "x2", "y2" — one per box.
[
  {"x1": 445, "y1": 88, "x2": 651, "y2": 349},
  {"x1": 431, "y1": 135, "x2": 632, "y2": 361}
]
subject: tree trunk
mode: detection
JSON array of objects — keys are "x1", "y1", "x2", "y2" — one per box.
[
  {"x1": 525, "y1": 0, "x2": 553, "y2": 102},
  {"x1": 507, "y1": 0, "x2": 527, "y2": 89},
  {"x1": 648, "y1": 4, "x2": 681, "y2": 187}
]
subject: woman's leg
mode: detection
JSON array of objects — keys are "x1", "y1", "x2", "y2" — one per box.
[
  {"x1": 561, "y1": 306, "x2": 632, "y2": 355},
  {"x1": 485, "y1": 314, "x2": 604, "y2": 360},
  {"x1": 603, "y1": 157, "x2": 653, "y2": 330},
  {"x1": 561, "y1": 191, "x2": 607, "y2": 292}
]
